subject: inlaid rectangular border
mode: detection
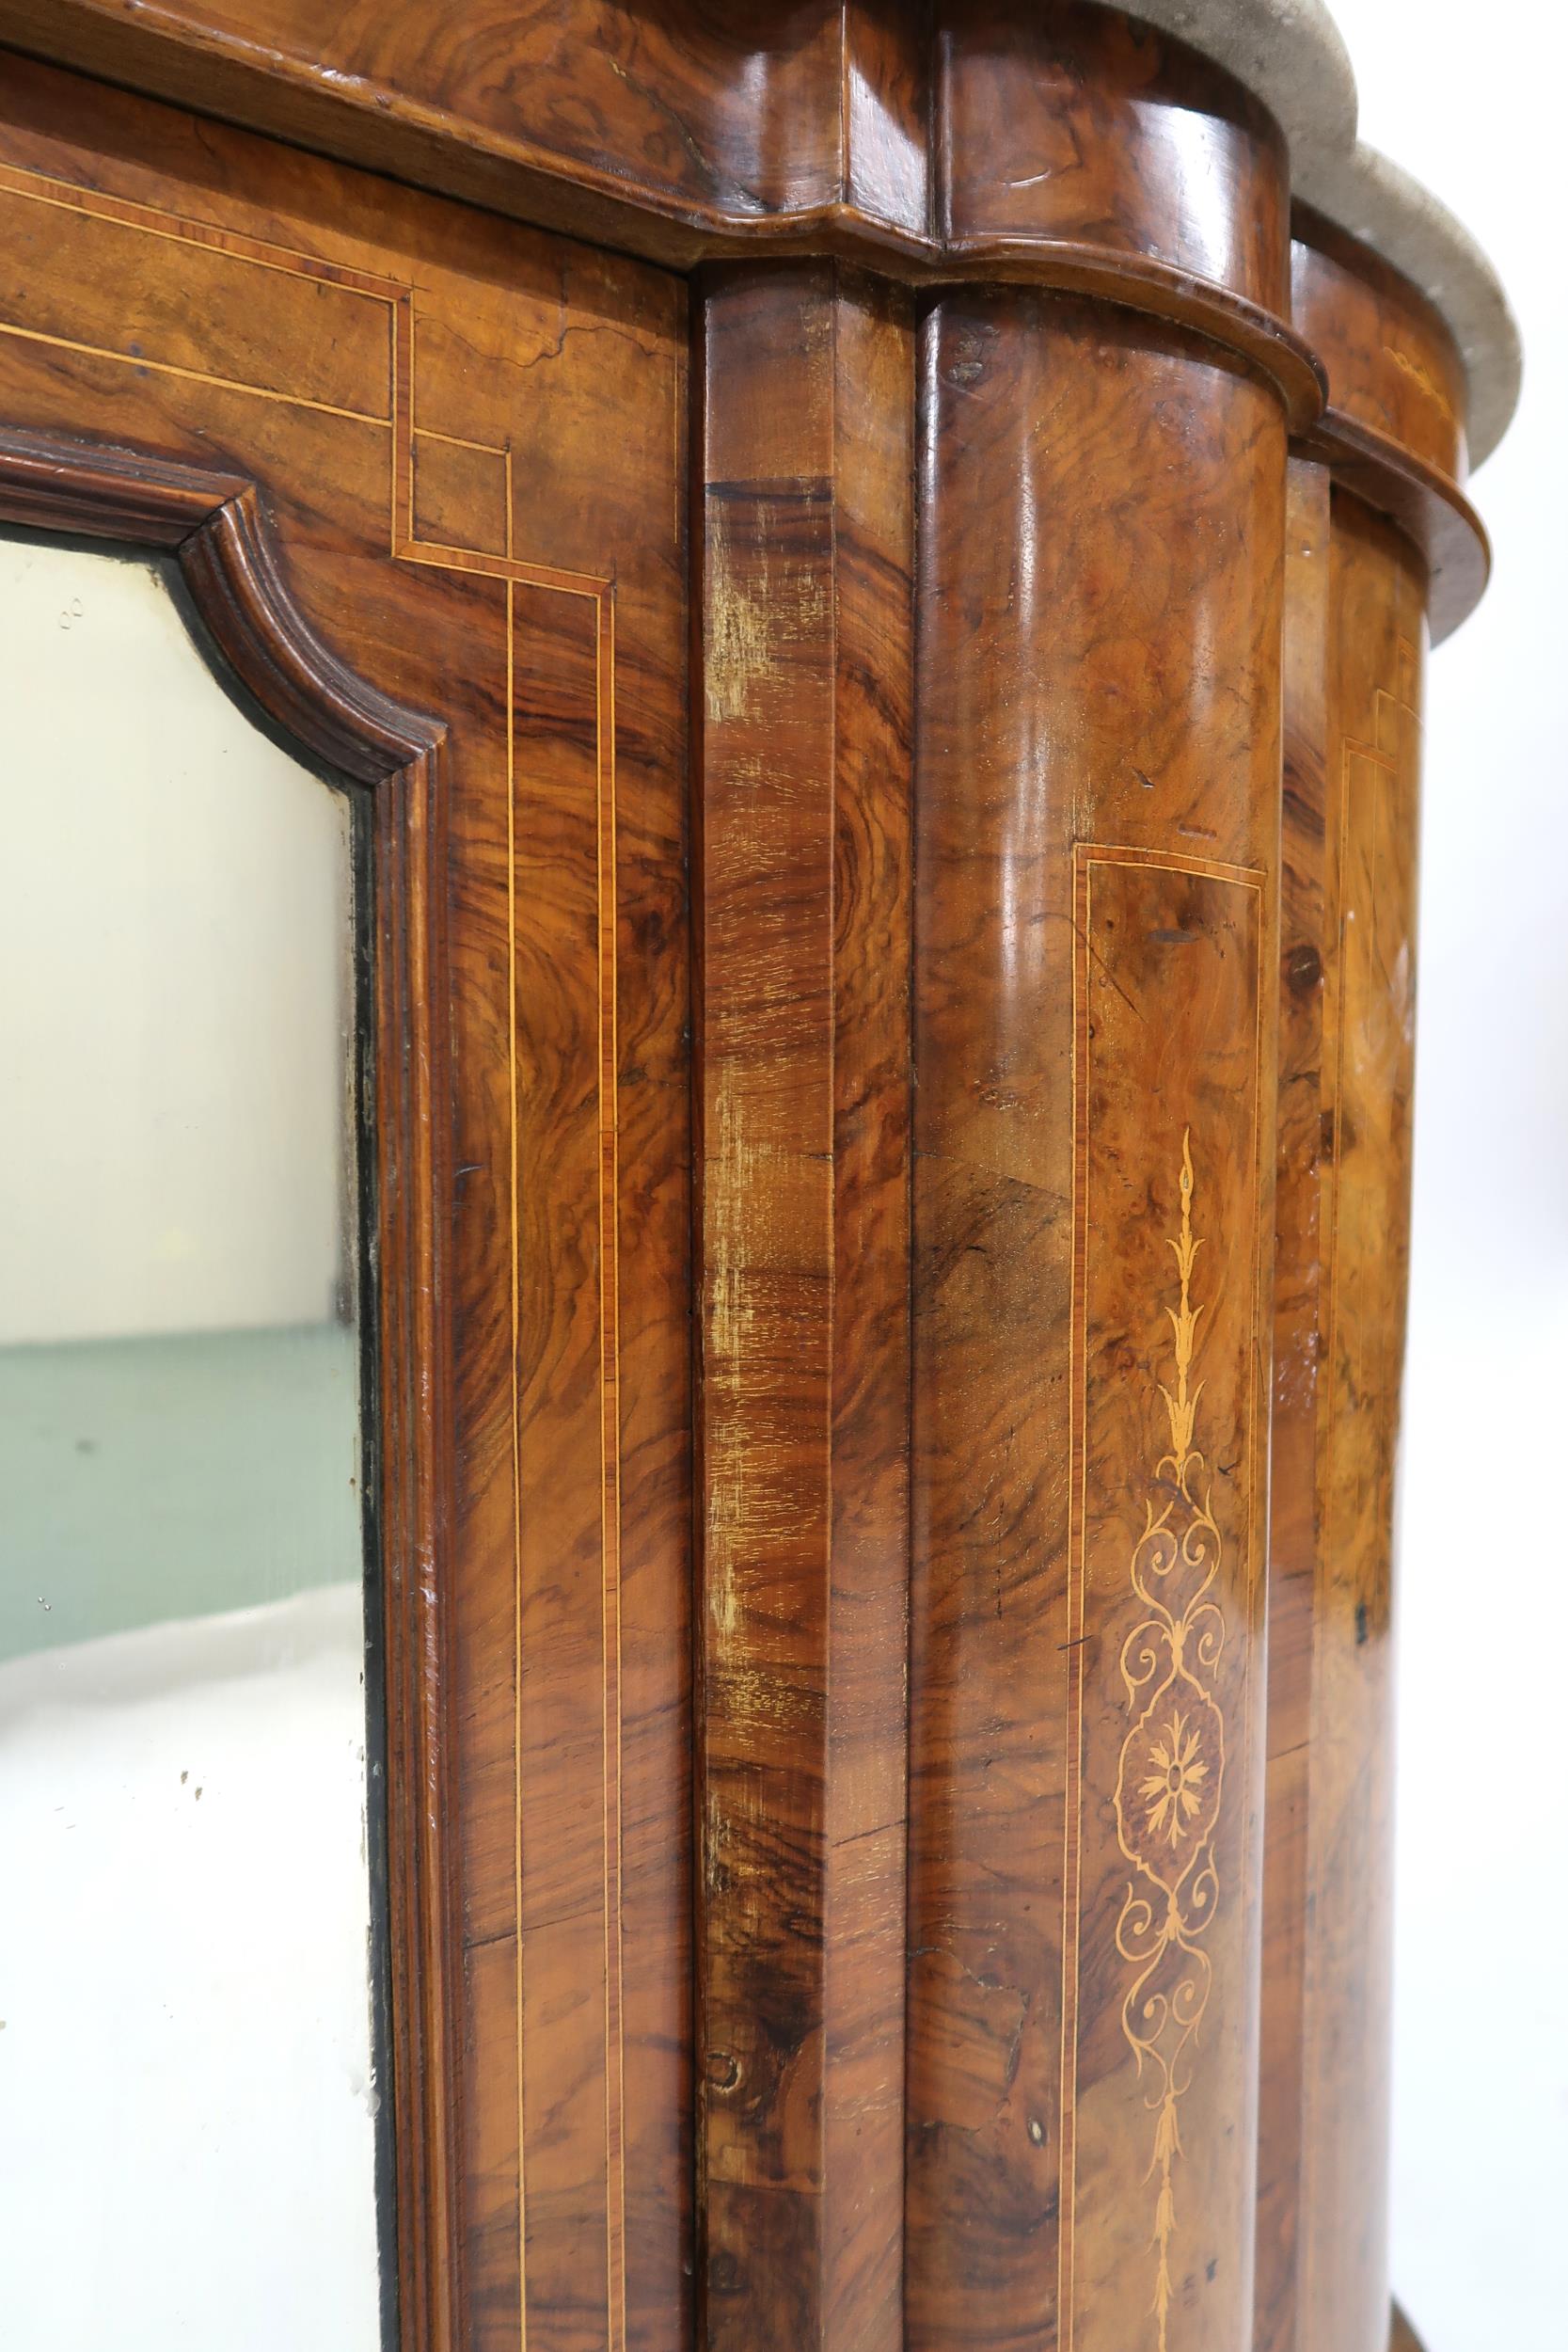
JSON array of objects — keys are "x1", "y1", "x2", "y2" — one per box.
[
  {"x1": 0, "y1": 151, "x2": 627, "y2": 2352},
  {"x1": 1058, "y1": 840, "x2": 1267, "y2": 2352}
]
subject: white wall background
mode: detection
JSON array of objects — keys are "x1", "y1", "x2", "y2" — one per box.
[{"x1": 1328, "y1": 7, "x2": 1568, "y2": 2345}]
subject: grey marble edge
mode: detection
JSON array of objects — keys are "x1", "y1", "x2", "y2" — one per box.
[{"x1": 1123, "y1": 1, "x2": 1520, "y2": 469}]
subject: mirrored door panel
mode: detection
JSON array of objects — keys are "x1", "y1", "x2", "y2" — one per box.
[
  {"x1": 0, "y1": 48, "x2": 693, "y2": 2350},
  {"x1": 0, "y1": 531, "x2": 386, "y2": 2350}
]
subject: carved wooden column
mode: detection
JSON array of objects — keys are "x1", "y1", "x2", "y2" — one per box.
[
  {"x1": 902, "y1": 16, "x2": 1314, "y2": 2352},
  {"x1": 694, "y1": 260, "x2": 916, "y2": 2352},
  {"x1": 1254, "y1": 182, "x2": 1503, "y2": 2352}
]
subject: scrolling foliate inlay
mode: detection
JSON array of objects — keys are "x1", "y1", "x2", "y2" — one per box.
[
  {"x1": 1063, "y1": 843, "x2": 1263, "y2": 2352},
  {"x1": 1114, "y1": 1130, "x2": 1227, "y2": 2352}
]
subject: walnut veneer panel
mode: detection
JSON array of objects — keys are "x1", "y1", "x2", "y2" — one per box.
[
  {"x1": 0, "y1": 0, "x2": 1323, "y2": 429},
  {"x1": 936, "y1": 0, "x2": 1288, "y2": 308},
  {"x1": 1292, "y1": 213, "x2": 1466, "y2": 488},
  {"x1": 1290, "y1": 207, "x2": 1485, "y2": 643},
  {"x1": 694, "y1": 260, "x2": 915, "y2": 2352},
  {"x1": 1254, "y1": 454, "x2": 1333, "y2": 2352},
  {"x1": 1257, "y1": 485, "x2": 1423, "y2": 2352},
  {"x1": 1303, "y1": 487, "x2": 1422, "y2": 2352},
  {"x1": 0, "y1": 51, "x2": 689, "y2": 2352},
  {"x1": 906, "y1": 290, "x2": 1283, "y2": 2352},
  {"x1": 1257, "y1": 211, "x2": 1440, "y2": 2352}
]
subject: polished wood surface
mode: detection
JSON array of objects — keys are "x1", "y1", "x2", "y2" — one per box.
[
  {"x1": 1256, "y1": 482, "x2": 1424, "y2": 2352},
  {"x1": 0, "y1": 51, "x2": 690, "y2": 2352},
  {"x1": 1303, "y1": 487, "x2": 1421, "y2": 2352},
  {"x1": 1293, "y1": 211, "x2": 1466, "y2": 485},
  {"x1": 0, "y1": 0, "x2": 929, "y2": 258},
  {"x1": 0, "y1": 12, "x2": 1511, "y2": 2352},
  {"x1": 1257, "y1": 202, "x2": 1450, "y2": 2352},
  {"x1": 0, "y1": 0, "x2": 1323, "y2": 422},
  {"x1": 1292, "y1": 207, "x2": 1487, "y2": 641},
  {"x1": 938, "y1": 0, "x2": 1287, "y2": 303},
  {"x1": 693, "y1": 259, "x2": 914, "y2": 2352},
  {"x1": 0, "y1": 0, "x2": 1280, "y2": 285},
  {"x1": 1254, "y1": 453, "x2": 1333, "y2": 2352},
  {"x1": 906, "y1": 287, "x2": 1282, "y2": 2352}
]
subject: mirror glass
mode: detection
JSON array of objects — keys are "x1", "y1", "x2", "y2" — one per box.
[{"x1": 0, "y1": 532, "x2": 386, "y2": 2349}]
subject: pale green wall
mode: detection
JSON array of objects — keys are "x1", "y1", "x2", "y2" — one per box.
[{"x1": 0, "y1": 1322, "x2": 360, "y2": 1662}]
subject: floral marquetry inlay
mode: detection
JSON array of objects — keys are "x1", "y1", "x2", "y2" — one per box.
[{"x1": 1113, "y1": 1130, "x2": 1227, "y2": 2352}]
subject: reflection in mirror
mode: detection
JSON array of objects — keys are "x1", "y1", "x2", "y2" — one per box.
[{"x1": 0, "y1": 532, "x2": 386, "y2": 2349}]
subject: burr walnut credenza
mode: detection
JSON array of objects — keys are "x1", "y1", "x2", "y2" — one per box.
[{"x1": 0, "y1": 7, "x2": 1517, "y2": 2352}]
